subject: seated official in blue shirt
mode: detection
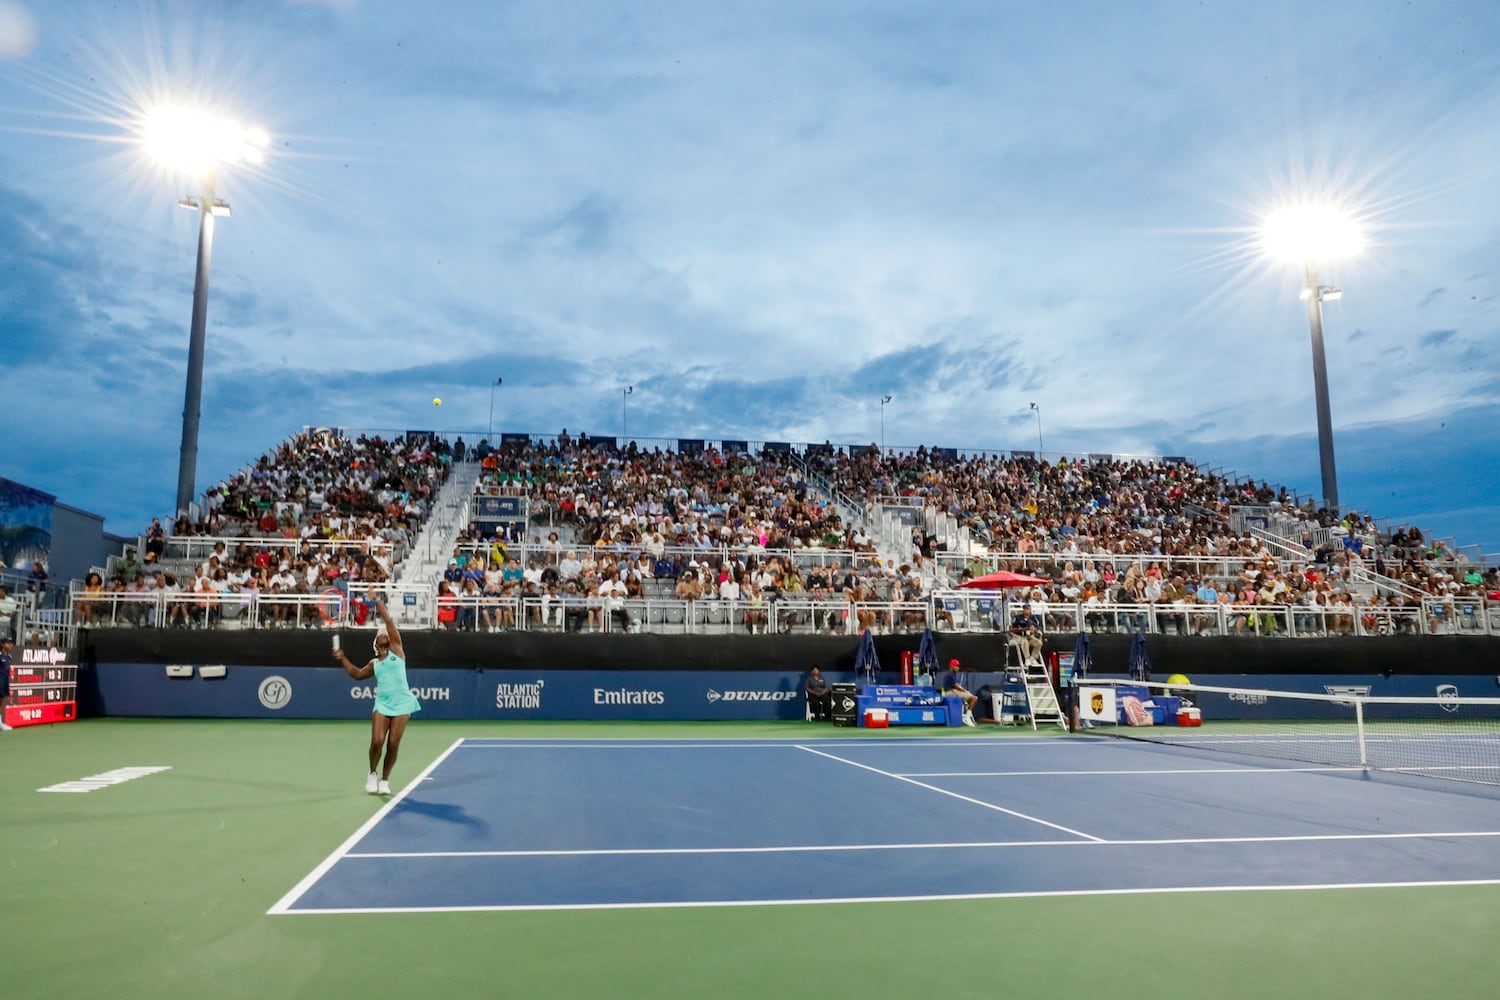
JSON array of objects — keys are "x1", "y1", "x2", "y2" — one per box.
[
  {"x1": 941, "y1": 658, "x2": 978, "y2": 727},
  {"x1": 1010, "y1": 605, "x2": 1043, "y2": 665}
]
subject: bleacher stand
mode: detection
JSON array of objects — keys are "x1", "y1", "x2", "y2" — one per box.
[{"x1": 59, "y1": 430, "x2": 1494, "y2": 640}]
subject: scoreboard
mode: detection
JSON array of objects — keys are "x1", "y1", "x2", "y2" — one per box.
[{"x1": 4, "y1": 647, "x2": 78, "y2": 728}]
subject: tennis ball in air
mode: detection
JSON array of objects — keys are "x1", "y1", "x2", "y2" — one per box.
[
  {"x1": 1167, "y1": 673, "x2": 1190, "y2": 686},
  {"x1": 433, "y1": 398, "x2": 442, "y2": 406}
]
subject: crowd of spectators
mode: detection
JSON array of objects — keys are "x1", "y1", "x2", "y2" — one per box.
[
  {"x1": 70, "y1": 430, "x2": 455, "y2": 629},
  {"x1": 75, "y1": 536, "x2": 396, "y2": 629},
  {"x1": 799, "y1": 446, "x2": 1496, "y2": 608},
  {"x1": 54, "y1": 431, "x2": 1495, "y2": 636},
  {"x1": 167, "y1": 429, "x2": 449, "y2": 558},
  {"x1": 447, "y1": 437, "x2": 1492, "y2": 635},
  {"x1": 474, "y1": 434, "x2": 866, "y2": 553},
  {"x1": 427, "y1": 435, "x2": 919, "y2": 632}
]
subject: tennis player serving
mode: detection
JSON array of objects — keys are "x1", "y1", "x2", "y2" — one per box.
[{"x1": 333, "y1": 596, "x2": 421, "y2": 795}]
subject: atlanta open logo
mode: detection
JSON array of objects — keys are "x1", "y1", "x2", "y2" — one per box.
[{"x1": 258, "y1": 675, "x2": 293, "y2": 710}]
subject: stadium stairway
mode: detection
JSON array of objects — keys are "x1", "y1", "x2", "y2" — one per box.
[
  {"x1": 797, "y1": 473, "x2": 921, "y2": 584},
  {"x1": 396, "y1": 460, "x2": 483, "y2": 589}
]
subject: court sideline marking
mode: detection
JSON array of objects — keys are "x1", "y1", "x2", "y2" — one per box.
[
  {"x1": 456, "y1": 738, "x2": 1066, "y2": 748},
  {"x1": 796, "y1": 743, "x2": 1105, "y2": 841},
  {"x1": 341, "y1": 828, "x2": 1500, "y2": 859}
]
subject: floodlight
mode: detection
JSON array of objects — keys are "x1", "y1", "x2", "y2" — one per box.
[
  {"x1": 1260, "y1": 204, "x2": 1364, "y2": 263},
  {"x1": 143, "y1": 106, "x2": 268, "y2": 179}
]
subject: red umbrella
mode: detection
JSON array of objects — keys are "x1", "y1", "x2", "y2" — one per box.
[{"x1": 959, "y1": 570, "x2": 1050, "y2": 590}]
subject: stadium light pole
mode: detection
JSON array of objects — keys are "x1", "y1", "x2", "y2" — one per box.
[
  {"x1": 879, "y1": 395, "x2": 892, "y2": 454},
  {"x1": 1262, "y1": 204, "x2": 1363, "y2": 514},
  {"x1": 1029, "y1": 401, "x2": 1043, "y2": 458},
  {"x1": 622, "y1": 385, "x2": 633, "y2": 440},
  {"x1": 143, "y1": 106, "x2": 268, "y2": 517},
  {"x1": 487, "y1": 376, "x2": 503, "y2": 444}
]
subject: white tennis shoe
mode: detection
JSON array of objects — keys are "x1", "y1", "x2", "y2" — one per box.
[
  {"x1": 377, "y1": 780, "x2": 392, "y2": 795},
  {"x1": 364, "y1": 771, "x2": 379, "y2": 794}
]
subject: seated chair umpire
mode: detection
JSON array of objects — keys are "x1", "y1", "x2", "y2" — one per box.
[{"x1": 1010, "y1": 604, "x2": 1044, "y2": 666}]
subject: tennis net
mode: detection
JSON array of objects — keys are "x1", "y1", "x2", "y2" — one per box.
[{"x1": 1078, "y1": 678, "x2": 1500, "y2": 786}]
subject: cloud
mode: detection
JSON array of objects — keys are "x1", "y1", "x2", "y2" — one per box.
[
  {"x1": 523, "y1": 193, "x2": 619, "y2": 256},
  {"x1": 1418, "y1": 328, "x2": 1458, "y2": 348}
]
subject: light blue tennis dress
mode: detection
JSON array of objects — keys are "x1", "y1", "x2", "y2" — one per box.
[{"x1": 373, "y1": 651, "x2": 421, "y2": 717}]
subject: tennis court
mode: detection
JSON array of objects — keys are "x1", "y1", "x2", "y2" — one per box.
[
  {"x1": 273, "y1": 734, "x2": 1500, "y2": 914},
  {"x1": 8, "y1": 718, "x2": 1500, "y2": 1000}
]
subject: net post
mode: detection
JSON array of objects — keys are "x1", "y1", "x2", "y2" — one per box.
[{"x1": 1355, "y1": 698, "x2": 1368, "y2": 769}]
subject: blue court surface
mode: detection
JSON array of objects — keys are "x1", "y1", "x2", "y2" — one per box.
[{"x1": 269, "y1": 735, "x2": 1500, "y2": 914}]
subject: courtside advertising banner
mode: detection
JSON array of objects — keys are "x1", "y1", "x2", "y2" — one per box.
[
  {"x1": 89, "y1": 664, "x2": 811, "y2": 721},
  {"x1": 88, "y1": 665, "x2": 1495, "y2": 723},
  {"x1": 1079, "y1": 686, "x2": 1116, "y2": 724}
]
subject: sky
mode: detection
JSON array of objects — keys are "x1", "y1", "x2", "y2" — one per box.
[{"x1": 0, "y1": 0, "x2": 1497, "y2": 558}]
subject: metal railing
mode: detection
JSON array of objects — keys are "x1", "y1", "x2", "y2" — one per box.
[
  {"x1": 59, "y1": 587, "x2": 1499, "y2": 639},
  {"x1": 20, "y1": 607, "x2": 76, "y2": 649},
  {"x1": 445, "y1": 542, "x2": 883, "y2": 573},
  {"x1": 80, "y1": 534, "x2": 1485, "y2": 640},
  {"x1": 144, "y1": 536, "x2": 401, "y2": 566}
]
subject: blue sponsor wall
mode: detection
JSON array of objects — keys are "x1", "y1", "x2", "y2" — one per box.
[
  {"x1": 90, "y1": 665, "x2": 813, "y2": 721},
  {"x1": 88, "y1": 663, "x2": 1500, "y2": 722}
]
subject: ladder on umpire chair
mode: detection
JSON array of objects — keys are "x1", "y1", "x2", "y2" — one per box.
[{"x1": 1021, "y1": 661, "x2": 1068, "y2": 731}]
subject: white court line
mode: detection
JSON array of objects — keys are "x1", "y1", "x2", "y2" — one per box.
[
  {"x1": 1381, "y1": 764, "x2": 1500, "y2": 773},
  {"x1": 276, "y1": 877, "x2": 1500, "y2": 915},
  {"x1": 455, "y1": 739, "x2": 1059, "y2": 749},
  {"x1": 908, "y1": 766, "x2": 1366, "y2": 777},
  {"x1": 339, "y1": 828, "x2": 1500, "y2": 860},
  {"x1": 796, "y1": 744, "x2": 1105, "y2": 841},
  {"x1": 1105, "y1": 734, "x2": 1500, "y2": 745},
  {"x1": 266, "y1": 737, "x2": 466, "y2": 915}
]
